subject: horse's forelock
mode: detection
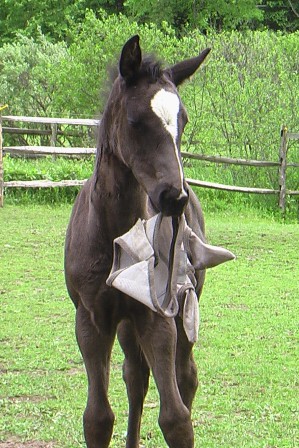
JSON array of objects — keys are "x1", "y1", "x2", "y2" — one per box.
[{"x1": 139, "y1": 56, "x2": 164, "y2": 82}]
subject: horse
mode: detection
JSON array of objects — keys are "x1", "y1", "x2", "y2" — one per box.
[{"x1": 65, "y1": 35, "x2": 213, "y2": 448}]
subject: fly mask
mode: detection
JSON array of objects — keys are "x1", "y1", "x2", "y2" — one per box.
[{"x1": 107, "y1": 214, "x2": 235, "y2": 343}]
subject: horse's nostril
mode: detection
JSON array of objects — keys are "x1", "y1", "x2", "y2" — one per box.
[
  {"x1": 177, "y1": 190, "x2": 189, "y2": 201},
  {"x1": 159, "y1": 187, "x2": 189, "y2": 216}
]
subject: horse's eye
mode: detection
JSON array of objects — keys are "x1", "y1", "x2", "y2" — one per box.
[{"x1": 128, "y1": 117, "x2": 143, "y2": 129}]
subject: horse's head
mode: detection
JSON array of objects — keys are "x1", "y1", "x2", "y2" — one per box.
[{"x1": 108, "y1": 35, "x2": 210, "y2": 217}]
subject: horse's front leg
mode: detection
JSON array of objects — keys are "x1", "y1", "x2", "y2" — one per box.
[
  {"x1": 76, "y1": 299, "x2": 116, "y2": 448},
  {"x1": 175, "y1": 268, "x2": 205, "y2": 410},
  {"x1": 175, "y1": 316, "x2": 198, "y2": 411},
  {"x1": 133, "y1": 311, "x2": 194, "y2": 448},
  {"x1": 117, "y1": 319, "x2": 150, "y2": 448}
]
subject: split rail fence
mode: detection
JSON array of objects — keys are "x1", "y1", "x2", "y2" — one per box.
[{"x1": 0, "y1": 116, "x2": 299, "y2": 213}]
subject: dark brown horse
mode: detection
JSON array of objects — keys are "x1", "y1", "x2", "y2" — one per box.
[{"x1": 65, "y1": 36, "x2": 212, "y2": 448}]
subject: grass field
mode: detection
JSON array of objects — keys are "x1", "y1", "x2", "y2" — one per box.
[{"x1": 0, "y1": 204, "x2": 298, "y2": 448}]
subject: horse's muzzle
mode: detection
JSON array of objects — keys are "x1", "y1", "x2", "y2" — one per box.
[{"x1": 156, "y1": 186, "x2": 189, "y2": 217}]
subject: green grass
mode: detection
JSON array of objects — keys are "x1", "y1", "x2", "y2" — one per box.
[{"x1": 0, "y1": 204, "x2": 298, "y2": 447}]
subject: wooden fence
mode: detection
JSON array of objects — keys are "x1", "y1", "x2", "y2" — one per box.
[{"x1": 0, "y1": 116, "x2": 299, "y2": 212}]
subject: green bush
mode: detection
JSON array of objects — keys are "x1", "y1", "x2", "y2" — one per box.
[
  {"x1": 0, "y1": 32, "x2": 69, "y2": 117},
  {"x1": 3, "y1": 155, "x2": 94, "y2": 204}
]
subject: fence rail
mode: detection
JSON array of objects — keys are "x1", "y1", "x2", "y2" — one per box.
[
  {"x1": 4, "y1": 146, "x2": 97, "y2": 156},
  {"x1": 2, "y1": 115, "x2": 99, "y2": 126},
  {"x1": 1, "y1": 116, "x2": 299, "y2": 212},
  {"x1": 181, "y1": 151, "x2": 299, "y2": 168}
]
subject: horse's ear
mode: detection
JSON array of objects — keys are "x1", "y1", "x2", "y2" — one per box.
[
  {"x1": 169, "y1": 48, "x2": 211, "y2": 86},
  {"x1": 119, "y1": 35, "x2": 142, "y2": 82}
]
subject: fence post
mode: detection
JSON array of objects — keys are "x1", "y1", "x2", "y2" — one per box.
[
  {"x1": 0, "y1": 115, "x2": 3, "y2": 207},
  {"x1": 278, "y1": 125, "x2": 288, "y2": 215},
  {"x1": 50, "y1": 123, "x2": 58, "y2": 147},
  {"x1": 50, "y1": 123, "x2": 58, "y2": 161},
  {"x1": 0, "y1": 105, "x2": 9, "y2": 206}
]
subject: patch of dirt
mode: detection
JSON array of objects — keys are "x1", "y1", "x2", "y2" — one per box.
[
  {"x1": 7, "y1": 395, "x2": 46, "y2": 404},
  {"x1": 0, "y1": 440, "x2": 56, "y2": 448},
  {"x1": 65, "y1": 367, "x2": 84, "y2": 376}
]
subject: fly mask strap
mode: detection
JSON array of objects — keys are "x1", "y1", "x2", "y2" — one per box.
[
  {"x1": 161, "y1": 216, "x2": 180, "y2": 312},
  {"x1": 149, "y1": 214, "x2": 186, "y2": 318}
]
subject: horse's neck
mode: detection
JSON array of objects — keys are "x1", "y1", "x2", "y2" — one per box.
[{"x1": 90, "y1": 149, "x2": 147, "y2": 239}]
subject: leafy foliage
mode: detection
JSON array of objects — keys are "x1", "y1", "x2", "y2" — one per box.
[
  {"x1": 1, "y1": 13, "x2": 298, "y2": 211},
  {"x1": 261, "y1": 0, "x2": 299, "y2": 32},
  {"x1": 124, "y1": 0, "x2": 264, "y2": 32},
  {"x1": 0, "y1": 32, "x2": 68, "y2": 116},
  {"x1": 0, "y1": 0, "x2": 298, "y2": 43},
  {"x1": 180, "y1": 30, "x2": 299, "y2": 189},
  {"x1": 0, "y1": 0, "x2": 117, "y2": 43}
]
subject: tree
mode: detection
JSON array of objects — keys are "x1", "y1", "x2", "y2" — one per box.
[
  {"x1": 0, "y1": 0, "x2": 75, "y2": 42},
  {"x1": 259, "y1": 1, "x2": 299, "y2": 32},
  {"x1": 0, "y1": 0, "x2": 126, "y2": 44},
  {"x1": 123, "y1": 0, "x2": 264, "y2": 32},
  {"x1": 0, "y1": 0, "x2": 298, "y2": 45}
]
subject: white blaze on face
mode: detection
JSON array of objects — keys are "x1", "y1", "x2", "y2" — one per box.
[
  {"x1": 151, "y1": 88, "x2": 186, "y2": 195},
  {"x1": 151, "y1": 89, "x2": 180, "y2": 140}
]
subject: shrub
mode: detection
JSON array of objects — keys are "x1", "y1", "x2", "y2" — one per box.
[{"x1": 0, "y1": 32, "x2": 69, "y2": 117}]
